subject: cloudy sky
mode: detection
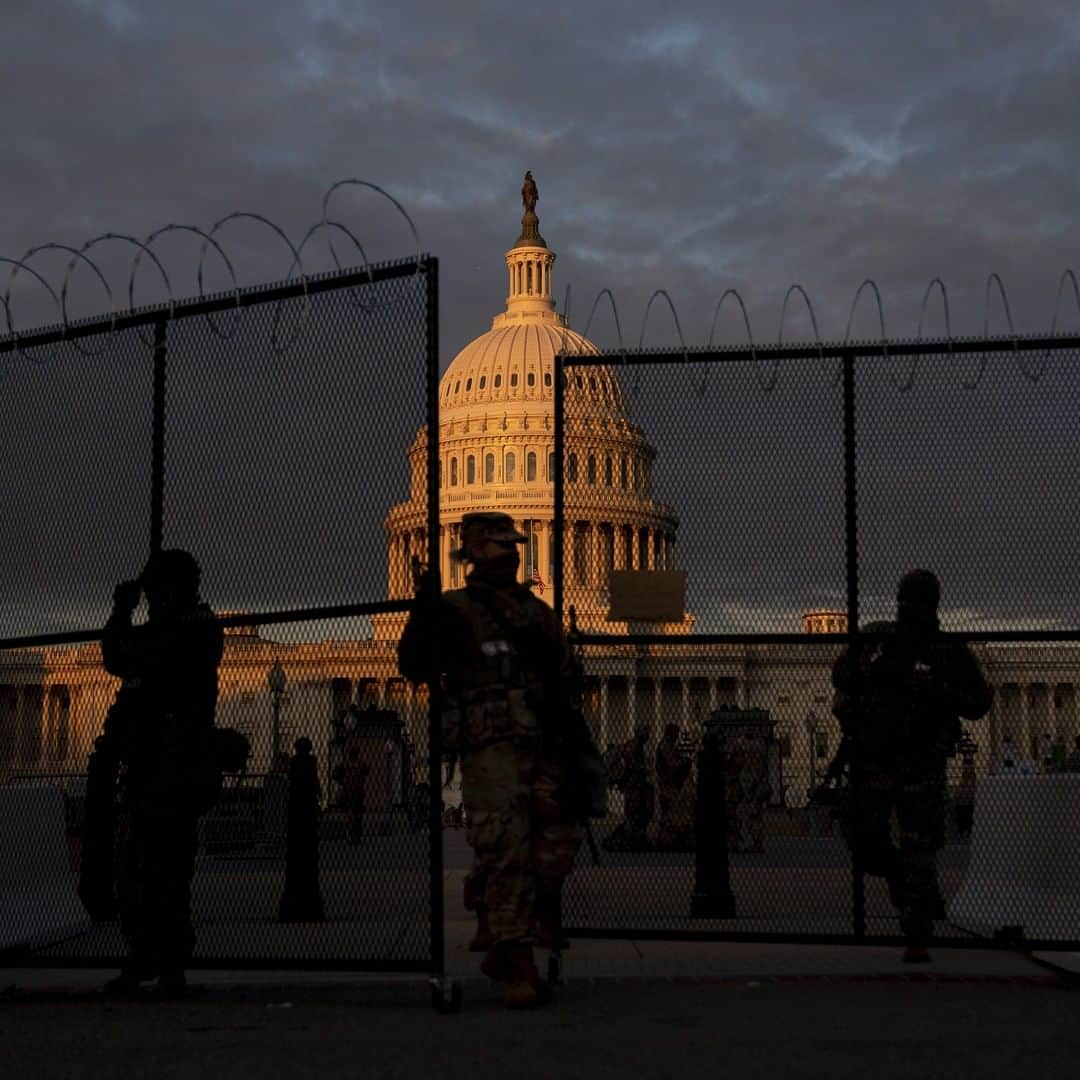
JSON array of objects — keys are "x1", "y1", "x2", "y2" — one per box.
[
  {"x1": 4, "y1": 1, "x2": 1079, "y2": 345},
  {"x1": 2, "y1": 0, "x2": 1079, "y2": 638}
]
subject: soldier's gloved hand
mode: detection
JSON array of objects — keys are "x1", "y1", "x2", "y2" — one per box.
[{"x1": 112, "y1": 580, "x2": 142, "y2": 616}]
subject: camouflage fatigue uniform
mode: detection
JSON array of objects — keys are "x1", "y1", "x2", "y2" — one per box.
[
  {"x1": 832, "y1": 622, "x2": 991, "y2": 944},
  {"x1": 399, "y1": 574, "x2": 583, "y2": 944},
  {"x1": 102, "y1": 597, "x2": 223, "y2": 976}
]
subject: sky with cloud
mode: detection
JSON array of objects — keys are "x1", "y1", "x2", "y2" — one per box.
[{"x1": 2, "y1": 1, "x2": 1079, "y2": 638}]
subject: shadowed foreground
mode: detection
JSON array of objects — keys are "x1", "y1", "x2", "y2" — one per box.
[{"x1": 2, "y1": 977, "x2": 1075, "y2": 1080}]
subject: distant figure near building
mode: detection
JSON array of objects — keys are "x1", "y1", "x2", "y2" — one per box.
[
  {"x1": 832, "y1": 569, "x2": 992, "y2": 964},
  {"x1": 653, "y1": 723, "x2": 695, "y2": 850},
  {"x1": 332, "y1": 740, "x2": 370, "y2": 845},
  {"x1": 603, "y1": 727, "x2": 654, "y2": 851},
  {"x1": 100, "y1": 549, "x2": 224, "y2": 997}
]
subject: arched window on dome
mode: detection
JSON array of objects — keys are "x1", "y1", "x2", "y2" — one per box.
[
  {"x1": 466, "y1": 455, "x2": 476, "y2": 485},
  {"x1": 590, "y1": 377, "x2": 597, "y2": 392},
  {"x1": 485, "y1": 453, "x2": 495, "y2": 484},
  {"x1": 494, "y1": 374, "x2": 502, "y2": 388},
  {"x1": 526, "y1": 263, "x2": 533, "y2": 295},
  {"x1": 587, "y1": 454, "x2": 597, "y2": 485},
  {"x1": 604, "y1": 454, "x2": 613, "y2": 486},
  {"x1": 438, "y1": 461, "x2": 443, "y2": 488},
  {"x1": 454, "y1": 381, "x2": 460, "y2": 394},
  {"x1": 527, "y1": 371, "x2": 535, "y2": 387},
  {"x1": 450, "y1": 457, "x2": 458, "y2": 486},
  {"x1": 567, "y1": 453, "x2": 578, "y2": 483},
  {"x1": 505, "y1": 452, "x2": 516, "y2": 483},
  {"x1": 465, "y1": 378, "x2": 472, "y2": 392},
  {"x1": 620, "y1": 455, "x2": 629, "y2": 489},
  {"x1": 544, "y1": 371, "x2": 552, "y2": 387},
  {"x1": 575, "y1": 376, "x2": 584, "y2": 390},
  {"x1": 526, "y1": 452, "x2": 537, "y2": 482},
  {"x1": 622, "y1": 524, "x2": 635, "y2": 569},
  {"x1": 547, "y1": 452, "x2": 555, "y2": 481},
  {"x1": 638, "y1": 527, "x2": 649, "y2": 569},
  {"x1": 510, "y1": 372, "x2": 519, "y2": 387},
  {"x1": 479, "y1": 376, "x2": 486, "y2": 390}
]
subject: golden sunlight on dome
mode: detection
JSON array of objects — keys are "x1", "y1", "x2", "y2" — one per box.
[{"x1": 381, "y1": 173, "x2": 684, "y2": 635}]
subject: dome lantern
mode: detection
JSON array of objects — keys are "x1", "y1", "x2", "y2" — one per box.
[{"x1": 500, "y1": 170, "x2": 558, "y2": 325}]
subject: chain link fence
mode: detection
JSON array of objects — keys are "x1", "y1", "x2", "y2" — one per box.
[
  {"x1": 554, "y1": 335, "x2": 1080, "y2": 948},
  {"x1": 1, "y1": 256, "x2": 443, "y2": 972}
]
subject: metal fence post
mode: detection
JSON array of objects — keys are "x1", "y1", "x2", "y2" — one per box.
[
  {"x1": 842, "y1": 350, "x2": 865, "y2": 941},
  {"x1": 150, "y1": 316, "x2": 168, "y2": 556}
]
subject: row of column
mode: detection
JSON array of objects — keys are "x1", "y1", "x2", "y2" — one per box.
[
  {"x1": 388, "y1": 519, "x2": 677, "y2": 599},
  {"x1": 0, "y1": 683, "x2": 77, "y2": 769},
  {"x1": 982, "y1": 681, "x2": 1080, "y2": 764},
  {"x1": 509, "y1": 258, "x2": 550, "y2": 298},
  {"x1": 583, "y1": 675, "x2": 746, "y2": 751}
]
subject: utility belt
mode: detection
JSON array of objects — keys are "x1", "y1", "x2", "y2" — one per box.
[{"x1": 442, "y1": 686, "x2": 540, "y2": 753}]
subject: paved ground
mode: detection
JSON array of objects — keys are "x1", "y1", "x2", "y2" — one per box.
[
  {"x1": 3, "y1": 974, "x2": 1077, "y2": 1080},
  {"x1": 7, "y1": 827, "x2": 1079, "y2": 1078}
]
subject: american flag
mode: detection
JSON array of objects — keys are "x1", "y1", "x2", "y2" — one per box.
[{"x1": 529, "y1": 567, "x2": 545, "y2": 594}]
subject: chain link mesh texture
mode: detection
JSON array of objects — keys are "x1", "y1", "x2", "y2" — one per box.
[
  {"x1": 555, "y1": 341, "x2": 1080, "y2": 947},
  {"x1": 0, "y1": 258, "x2": 439, "y2": 969}
]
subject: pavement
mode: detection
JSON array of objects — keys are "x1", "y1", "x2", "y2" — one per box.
[
  {"x1": 4, "y1": 828, "x2": 1079, "y2": 1078},
  {"x1": 2, "y1": 951, "x2": 1078, "y2": 1080}
]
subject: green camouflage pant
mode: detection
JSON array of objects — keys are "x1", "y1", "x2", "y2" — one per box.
[
  {"x1": 461, "y1": 740, "x2": 582, "y2": 943},
  {"x1": 849, "y1": 764, "x2": 946, "y2": 944}
]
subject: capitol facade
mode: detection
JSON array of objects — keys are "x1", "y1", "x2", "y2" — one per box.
[{"x1": 2, "y1": 183, "x2": 1078, "y2": 806}]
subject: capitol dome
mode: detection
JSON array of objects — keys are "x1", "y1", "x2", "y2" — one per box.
[{"x1": 382, "y1": 175, "x2": 683, "y2": 632}]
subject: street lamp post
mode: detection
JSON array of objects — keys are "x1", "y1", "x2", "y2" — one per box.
[{"x1": 268, "y1": 659, "x2": 287, "y2": 763}]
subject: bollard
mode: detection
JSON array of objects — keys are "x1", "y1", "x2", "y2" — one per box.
[
  {"x1": 77, "y1": 735, "x2": 119, "y2": 921},
  {"x1": 690, "y1": 717, "x2": 736, "y2": 918},
  {"x1": 279, "y1": 738, "x2": 325, "y2": 923}
]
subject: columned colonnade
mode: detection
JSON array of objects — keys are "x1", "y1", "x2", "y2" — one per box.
[{"x1": 386, "y1": 518, "x2": 678, "y2": 599}]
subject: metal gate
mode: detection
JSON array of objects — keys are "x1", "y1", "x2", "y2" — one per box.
[
  {"x1": 0, "y1": 249, "x2": 444, "y2": 974},
  {"x1": 553, "y1": 331, "x2": 1080, "y2": 950}
]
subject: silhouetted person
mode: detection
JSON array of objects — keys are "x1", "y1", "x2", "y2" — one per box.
[
  {"x1": 332, "y1": 741, "x2": 369, "y2": 845},
  {"x1": 100, "y1": 549, "x2": 223, "y2": 997},
  {"x1": 603, "y1": 727, "x2": 654, "y2": 851},
  {"x1": 654, "y1": 723, "x2": 694, "y2": 850},
  {"x1": 832, "y1": 569, "x2": 991, "y2": 963},
  {"x1": 280, "y1": 737, "x2": 325, "y2": 922},
  {"x1": 1068, "y1": 735, "x2": 1080, "y2": 773}
]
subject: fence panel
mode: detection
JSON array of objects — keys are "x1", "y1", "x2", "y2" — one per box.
[{"x1": 556, "y1": 336, "x2": 1080, "y2": 948}]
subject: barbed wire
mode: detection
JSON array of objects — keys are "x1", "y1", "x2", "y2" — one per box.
[
  {"x1": 0, "y1": 179, "x2": 423, "y2": 363},
  {"x1": 563, "y1": 270, "x2": 1080, "y2": 392}
]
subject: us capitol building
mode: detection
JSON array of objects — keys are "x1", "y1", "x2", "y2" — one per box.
[{"x1": 2, "y1": 179, "x2": 1078, "y2": 805}]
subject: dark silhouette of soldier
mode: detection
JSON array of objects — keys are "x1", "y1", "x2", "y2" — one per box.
[
  {"x1": 398, "y1": 511, "x2": 584, "y2": 1009},
  {"x1": 832, "y1": 569, "x2": 991, "y2": 963},
  {"x1": 100, "y1": 549, "x2": 224, "y2": 997}
]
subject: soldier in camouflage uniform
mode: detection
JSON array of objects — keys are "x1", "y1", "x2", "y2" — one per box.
[
  {"x1": 100, "y1": 549, "x2": 224, "y2": 997},
  {"x1": 832, "y1": 569, "x2": 991, "y2": 962},
  {"x1": 398, "y1": 512, "x2": 583, "y2": 1009}
]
